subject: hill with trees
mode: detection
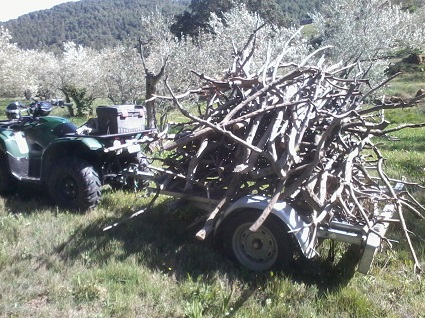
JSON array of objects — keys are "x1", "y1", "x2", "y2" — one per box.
[
  {"x1": 0, "y1": 0, "x2": 191, "y2": 52},
  {"x1": 1, "y1": 0, "x2": 323, "y2": 52},
  {"x1": 2, "y1": 0, "x2": 421, "y2": 52}
]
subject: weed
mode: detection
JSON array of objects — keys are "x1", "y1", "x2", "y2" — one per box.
[{"x1": 72, "y1": 275, "x2": 106, "y2": 302}]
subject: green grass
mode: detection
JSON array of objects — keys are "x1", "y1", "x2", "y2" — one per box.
[
  {"x1": 383, "y1": 71, "x2": 425, "y2": 99},
  {"x1": 0, "y1": 192, "x2": 424, "y2": 317},
  {"x1": 0, "y1": 150, "x2": 425, "y2": 317}
]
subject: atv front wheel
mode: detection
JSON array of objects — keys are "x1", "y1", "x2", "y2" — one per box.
[
  {"x1": 48, "y1": 157, "x2": 101, "y2": 210},
  {"x1": 0, "y1": 153, "x2": 16, "y2": 195}
]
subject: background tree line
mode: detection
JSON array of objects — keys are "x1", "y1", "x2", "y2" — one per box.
[
  {"x1": 0, "y1": 0, "x2": 424, "y2": 127},
  {"x1": 2, "y1": 0, "x2": 323, "y2": 52},
  {"x1": 1, "y1": 0, "x2": 423, "y2": 52}
]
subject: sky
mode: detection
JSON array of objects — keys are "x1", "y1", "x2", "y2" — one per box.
[{"x1": 0, "y1": 0, "x2": 80, "y2": 22}]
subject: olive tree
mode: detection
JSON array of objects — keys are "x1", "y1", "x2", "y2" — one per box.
[
  {"x1": 311, "y1": 0, "x2": 425, "y2": 83},
  {"x1": 204, "y1": 5, "x2": 311, "y2": 72},
  {"x1": 0, "y1": 27, "x2": 42, "y2": 98},
  {"x1": 56, "y1": 42, "x2": 106, "y2": 116},
  {"x1": 164, "y1": 4, "x2": 312, "y2": 104},
  {"x1": 100, "y1": 46, "x2": 145, "y2": 105},
  {"x1": 137, "y1": 5, "x2": 312, "y2": 128}
]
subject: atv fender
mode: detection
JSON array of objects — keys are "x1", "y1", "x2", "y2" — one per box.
[{"x1": 41, "y1": 137, "x2": 104, "y2": 180}]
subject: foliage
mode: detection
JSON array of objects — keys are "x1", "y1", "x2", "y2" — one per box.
[
  {"x1": 64, "y1": 86, "x2": 96, "y2": 116},
  {"x1": 136, "y1": 5, "x2": 312, "y2": 127},
  {"x1": 57, "y1": 42, "x2": 105, "y2": 116},
  {"x1": 0, "y1": 0, "x2": 424, "y2": 119},
  {"x1": 0, "y1": 0, "x2": 423, "y2": 55},
  {"x1": 1, "y1": 0, "x2": 191, "y2": 52},
  {"x1": 100, "y1": 46, "x2": 145, "y2": 105},
  {"x1": 311, "y1": 0, "x2": 425, "y2": 85},
  {"x1": 170, "y1": 0, "x2": 290, "y2": 38},
  {"x1": 0, "y1": 26, "x2": 56, "y2": 98},
  {"x1": 0, "y1": 0, "x2": 325, "y2": 52}
]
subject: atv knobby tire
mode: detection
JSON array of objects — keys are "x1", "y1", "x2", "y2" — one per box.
[{"x1": 48, "y1": 157, "x2": 101, "y2": 210}]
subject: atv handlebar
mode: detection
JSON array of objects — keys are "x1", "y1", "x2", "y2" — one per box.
[{"x1": 4, "y1": 98, "x2": 73, "y2": 127}]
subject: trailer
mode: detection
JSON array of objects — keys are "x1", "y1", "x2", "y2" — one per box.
[{"x1": 123, "y1": 166, "x2": 398, "y2": 275}]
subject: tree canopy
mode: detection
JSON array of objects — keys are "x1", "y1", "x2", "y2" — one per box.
[
  {"x1": 0, "y1": 0, "x2": 423, "y2": 52},
  {"x1": 170, "y1": 0, "x2": 316, "y2": 38}
]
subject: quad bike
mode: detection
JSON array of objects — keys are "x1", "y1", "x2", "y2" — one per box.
[{"x1": 0, "y1": 96, "x2": 153, "y2": 210}]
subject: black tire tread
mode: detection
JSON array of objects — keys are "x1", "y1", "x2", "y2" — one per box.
[{"x1": 48, "y1": 157, "x2": 101, "y2": 210}]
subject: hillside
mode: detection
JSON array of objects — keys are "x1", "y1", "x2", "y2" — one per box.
[
  {"x1": 0, "y1": 0, "x2": 191, "y2": 52},
  {"x1": 1, "y1": 0, "x2": 321, "y2": 52}
]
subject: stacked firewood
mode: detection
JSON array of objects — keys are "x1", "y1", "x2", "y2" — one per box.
[{"x1": 152, "y1": 35, "x2": 425, "y2": 271}]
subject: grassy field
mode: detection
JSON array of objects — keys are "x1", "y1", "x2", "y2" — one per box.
[
  {"x1": 1, "y1": 75, "x2": 425, "y2": 317},
  {"x1": 3, "y1": 189, "x2": 425, "y2": 318}
]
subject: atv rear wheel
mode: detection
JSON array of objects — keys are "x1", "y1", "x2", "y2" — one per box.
[{"x1": 48, "y1": 157, "x2": 101, "y2": 211}]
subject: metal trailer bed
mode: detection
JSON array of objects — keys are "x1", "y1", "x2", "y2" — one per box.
[{"x1": 126, "y1": 167, "x2": 397, "y2": 275}]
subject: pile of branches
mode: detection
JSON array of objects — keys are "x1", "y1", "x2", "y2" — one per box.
[{"x1": 152, "y1": 34, "x2": 425, "y2": 271}]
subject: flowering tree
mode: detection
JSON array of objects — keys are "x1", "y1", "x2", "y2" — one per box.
[
  {"x1": 100, "y1": 46, "x2": 145, "y2": 105},
  {"x1": 55, "y1": 42, "x2": 106, "y2": 116},
  {"x1": 167, "y1": 5, "x2": 311, "y2": 87},
  {"x1": 311, "y1": 0, "x2": 425, "y2": 83},
  {"x1": 0, "y1": 27, "x2": 38, "y2": 98}
]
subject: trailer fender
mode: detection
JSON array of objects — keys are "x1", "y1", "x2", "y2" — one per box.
[{"x1": 215, "y1": 195, "x2": 316, "y2": 258}]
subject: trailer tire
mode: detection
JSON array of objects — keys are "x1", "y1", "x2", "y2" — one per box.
[
  {"x1": 222, "y1": 209, "x2": 294, "y2": 271},
  {"x1": 122, "y1": 152, "x2": 149, "y2": 191},
  {"x1": 109, "y1": 152, "x2": 149, "y2": 192},
  {"x1": 48, "y1": 157, "x2": 101, "y2": 211}
]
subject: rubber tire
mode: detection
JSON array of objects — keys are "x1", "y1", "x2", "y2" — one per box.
[
  {"x1": 0, "y1": 153, "x2": 16, "y2": 195},
  {"x1": 222, "y1": 209, "x2": 294, "y2": 271},
  {"x1": 121, "y1": 152, "x2": 149, "y2": 191},
  {"x1": 47, "y1": 157, "x2": 101, "y2": 211}
]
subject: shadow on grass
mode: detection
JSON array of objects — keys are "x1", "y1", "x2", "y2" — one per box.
[
  {"x1": 289, "y1": 244, "x2": 361, "y2": 295},
  {"x1": 50, "y1": 197, "x2": 360, "y2": 294},
  {"x1": 1, "y1": 183, "x2": 55, "y2": 213},
  {"x1": 1, "y1": 190, "x2": 364, "y2": 312}
]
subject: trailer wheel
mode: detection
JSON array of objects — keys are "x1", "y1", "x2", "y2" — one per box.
[
  {"x1": 122, "y1": 152, "x2": 149, "y2": 191},
  {"x1": 222, "y1": 209, "x2": 294, "y2": 271},
  {"x1": 0, "y1": 153, "x2": 16, "y2": 195},
  {"x1": 108, "y1": 152, "x2": 149, "y2": 192},
  {"x1": 48, "y1": 157, "x2": 101, "y2": 211}
]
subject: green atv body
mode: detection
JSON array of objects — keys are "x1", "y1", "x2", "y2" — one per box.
[{"x1": 0, "y1": 104, "x2": 150, "y2": 210}]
